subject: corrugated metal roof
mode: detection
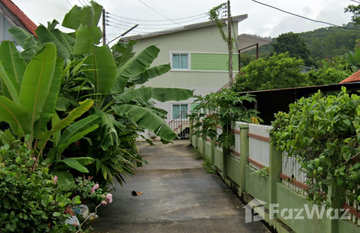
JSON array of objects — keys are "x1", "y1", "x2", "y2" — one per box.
[
  {"x1": 339, "y1": 70, "x2": 360, "y2": 84},
  {"x1": 1, "y1": 0, "x2": 37, "y2": 36},
  {"x1": 237, "y1": 34, "x2": 272, "y2": 50},
  {"x1": 121, "y1": 14, "x2": 248, "y2": 41}
]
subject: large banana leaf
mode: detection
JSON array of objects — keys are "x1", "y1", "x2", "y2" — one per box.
[
  {"x1": 36, "y1": 25, "x2": 72, "y2": 59},
  {"x1": 84, "y1": 46, "x2": 116, "y2": 94},
  {"x1": 62, "y1": 5, "x2": 93, "y2": 30},
  {"x1": 111, "y1": 46, "x2": 160, "y2": 94},
  {"x1": 62, "y1": 1, "x2": 102, "y2": 29},
  {"x1": 0, "y1": 62, "x2": 20, "y2": 104},
  {"x1": 113, "y1": 104, "x2": 177, "y2": 141},
  {"x1": 19, "y1": 43, "x2": 57, "y2": 133},
  {"x1": 56, "y1": 115, "x2": 101, "y2": 156},
  {"x1": 129, "y1": 64, "x2": 171, "y2": 85},
  {"x1": 7, "y1": 27, "x2": 35, "y2": 48},
  {"x1": 112, "y1": 40, "x2": 137, "y2": 66},
  {"x1": 38, "y1": 99, "x2": 94, "y2": 142},
  {"x1": 56, "y1": 158, "x2": 90, "y2": 173},
  {"x1": 0, "y1": 41, "x2": 26, "y2": 85},
  {"x1": 98, "y1": 112, "x2": 124, "y2": 150},
  {"x1": 8, "y1": 27, "x2": 38, "y2": 62},
  {"x1": 0, "y1": 96, "x2": 30, "y2": 135},
  {"x1": 90, "y1": 1, "x2": 103, "y2": 27},
  {"x1": 34, "y1": 58, "x2": 63, "y2": 136},
  {"x1": 73, "y1": 25, "x2": 102, "y2": 55},
  {"x1": 116, "y1": 87, "x2": 194, "y2": 103}
]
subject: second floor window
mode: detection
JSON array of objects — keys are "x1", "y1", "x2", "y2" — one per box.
[{"x1": 172, "y1": 53, "x2": 189, "y2": 70}]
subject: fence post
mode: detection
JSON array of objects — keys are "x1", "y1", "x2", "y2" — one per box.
[
  {"x1": 189, "y1": 119, "x2": 193, "y2": 144},
  {"x1": 239, "y1": 123, "x2": 249, "y2": 193},
  {"x1": 211, "y1": 137, "x2": 215, "y2": 164},
  {"x1": 269, "y1": 133, "x2": 282, "y2": 219},
  {"x1": 329, "y1": 178, "x2": 345, "y2": 233},
  {"x1": 222, "y1": 123, "x2": 231, "y2": 182}
]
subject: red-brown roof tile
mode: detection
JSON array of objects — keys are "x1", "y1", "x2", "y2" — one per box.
[
  {"x1": 1, "y1": 0, "x2": 37, "y2": 36},
  {"x1": 340, "y1": 70, "x2": 360, "y2": 84}
]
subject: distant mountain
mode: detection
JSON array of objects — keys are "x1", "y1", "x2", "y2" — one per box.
[{"x1": 242, "y1": 23, "x2": 360, "y2": 68}]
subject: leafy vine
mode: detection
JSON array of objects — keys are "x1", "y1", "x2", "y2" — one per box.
[
  {"x1": 272, "y1": 87, "x2": 360, "y2": 205},
  {"x1": 190, "y1": 89, "x2": 259, "y2": 148}
]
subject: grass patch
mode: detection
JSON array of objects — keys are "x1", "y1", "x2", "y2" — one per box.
[
  {"x1": 202, "y1": 158, "x2": 216, "y2": 174},
  {"x1": 191, "y1": 148, "x2": 216, "y2": 174},
  {"x1": 190, "y1": 149, "x2": 202, "y2": 160}
]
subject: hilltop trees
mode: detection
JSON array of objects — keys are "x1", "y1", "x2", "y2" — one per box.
[{"x1": 272, "y1": 32, "x2": 314, "y2": 67}]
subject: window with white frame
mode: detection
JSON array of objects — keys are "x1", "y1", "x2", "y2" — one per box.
[
  {"x1": 171, "y1": 53, "x2": 189, "y2": 70},
  {"x1": 172, "y1": 104, "x2": 188, "y2": 119}
]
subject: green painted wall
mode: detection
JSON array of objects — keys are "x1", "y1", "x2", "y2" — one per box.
[
  {"x1": 338, "y1": 219, "x2": 360, "y2": 232},
  {"x1": 190, "y1": 131, "x2": 360, "y2": 233},
  {"x1": 226, "y1": 155, "x2": 241, "y2": 185},
  {"x1": 191, "y1": 53, "x2": 239, "y2": 71},
  {"x1": 192, "y1": 135, "x2": 198, "y2": 149},
  {"x1": 245, "y1": 166, "x2": 270, "y2": 204},
  {"x1": 204, "y1": 141, "x2": 212, "y2": 160},
  {"x1": 198, "y1": 138, "x2": 204, "y2": 154},
  {"x1": 276, "y1": 184, "x2": 330, "y2": 233},
  {"x1": 214, "y1": 147, "x2": 224, "y2": 171}
]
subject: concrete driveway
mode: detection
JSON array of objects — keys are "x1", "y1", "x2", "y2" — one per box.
[{"x1": 88, "y1": 140, "x2": 270, "y2": 233}]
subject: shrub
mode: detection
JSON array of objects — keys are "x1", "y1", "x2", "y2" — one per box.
[
  {"x1": 0, "y1": 141, "x2": 79, "y2": 232},
  {"x1": 272, "y1": 87, "x2": 360, "y2": 205}
]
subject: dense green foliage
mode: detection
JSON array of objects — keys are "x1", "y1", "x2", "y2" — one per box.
[
  {"x1": 233, "y1": 53, "x2": 308, "y2": 92},
  {"x1": 0, "y1": 139, "x2": 77, "y2": 232},
  {"x1": 345, "y1": 4, "x2": 360, "y2": 25},
  {"x1": 191, "y1": 89, "x2": 259, "y2": 148},
  {"x1": 0, "y1": 1, "x2": 193, "y2": 231},
  {"x1": 0, "y1": 1, "x2": 193, "y2": 187},
  {"x1": 272, "y1": 32, "x2": 314, "y2": 67},
  {"x1": 272, "y1": 88, "x2": 360, "y2": 205},
  {"x1": 306, "y1": 67, "x2": 351, "y2": 86},
  {"x1": 243, "y1": 25, "x2": 360, "y2": 68}
]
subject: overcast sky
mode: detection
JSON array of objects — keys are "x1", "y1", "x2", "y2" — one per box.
[{"x1": 12, "y1": 0, "x2": 354, "y2": 42}]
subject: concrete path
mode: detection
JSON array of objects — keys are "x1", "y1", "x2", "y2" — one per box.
[{"x1": 88, "y1": 140, "x2": 270, "y2": 233}]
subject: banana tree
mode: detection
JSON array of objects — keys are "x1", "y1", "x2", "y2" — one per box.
[
  {"x1": 0, "y1": 41, "x2": 100, "y2": 174},
  {"x1": 6, "y1": 1, "x2": 193, "y2": 184}
]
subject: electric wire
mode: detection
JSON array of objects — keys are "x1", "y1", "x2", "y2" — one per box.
[
  {"x1": 77, "y1": 0, "x2": 84, "y2": 6},
  {"x1": 108, "y1": 24, "x2": 147, "y2": 34},
  {"x1": 65, "y1": 0, "x2": 72, "y2": 7},
  {"x1": 137, "y1": 0, "x2": 183, "y2": 26},
  {"x1": 107, "y1": 14, "x2": 207, "y2": 26},
  {"x1": 108, "y1": 12, "x2": 208, "y2": 22},
  {"x1": 251, "y1": 0, "x2": 353, "y2": 29},
  {"x1": 350, "y1": 0, "x2": 360, "y2": 4}
]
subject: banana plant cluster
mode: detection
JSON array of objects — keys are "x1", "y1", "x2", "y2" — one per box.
[{"x1": 0, "y1": 1, "x2": 193, "y2": 185}]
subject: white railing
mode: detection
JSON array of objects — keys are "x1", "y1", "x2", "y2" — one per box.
[
  {"x1": 248, "y1": 124, "x2": 272, "y2": 169},
  {"x1": 281, "y1": 154, "x2": 308, "y2": 195}
]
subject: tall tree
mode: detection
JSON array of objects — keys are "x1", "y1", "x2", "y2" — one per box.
[
  {"x1": 232, "y1": 53, "x2": 308, "y2": 92},
  {"x1": 272, "y1": 32, "x2": 314, "y2": 67},
  {"x1": 345, "y1": 3, "x2": 360, "y2": 25}
]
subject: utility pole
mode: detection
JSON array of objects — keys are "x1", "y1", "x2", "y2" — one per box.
[
  {"x1": 227, "y1": 0, "x2": 233, "y2": 87},
  {"x1": 102, "y1": 9, "x2": 106, "y2": 46}
]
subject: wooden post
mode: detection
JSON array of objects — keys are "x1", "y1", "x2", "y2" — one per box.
[
  {"x1": 269, "y1": 133, "x2": 282, "y2": 219},
  {"x1": 102, "y1": 9, "x2": 106, "y2": 46},
  {"x1": 222, "y1": 123, "x2": 231, "y2": 181},
  {"x1": 239, "y1": 124, "x2": 249, "y2": 193}
]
